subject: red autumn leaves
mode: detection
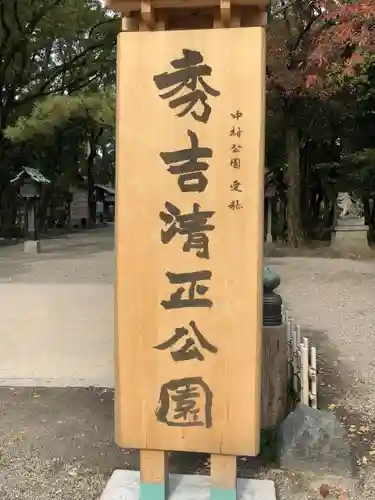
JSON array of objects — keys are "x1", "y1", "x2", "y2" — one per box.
[{"x1": 267, "y1": 0, "x2": 375, "y2": 93}]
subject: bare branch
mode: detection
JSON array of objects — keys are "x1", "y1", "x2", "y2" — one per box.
[
  {"x1": 292, "y1": 12, "x2": 322, "y2": 54},
  {"x1": 88, "y1": 17, "x2": 119, "y2": 38},
  {"x1": 13, "y1": 43, "x2": 105, "y2": 109}
]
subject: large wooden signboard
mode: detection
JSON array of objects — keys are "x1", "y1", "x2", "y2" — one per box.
[{"x1": 115, "y1": 26, "x2": 265, "y2": 457}]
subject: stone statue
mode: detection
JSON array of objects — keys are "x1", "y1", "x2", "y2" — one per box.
[
  {"x1": 332, "y1": 192, "x2": 369, "y2": 252},
  {"x1": 337, "y1": 192, "x2": 364, "y2": 221}
]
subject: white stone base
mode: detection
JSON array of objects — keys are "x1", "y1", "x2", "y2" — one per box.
[
  {"x1": 100, "y1": 470, "x2": 276, "y2": 500},
  {"x1": 331, "y1": 225, "x2": 369, "y2": 253},
  {"x1": 24, "y1": 240, "x2": 41, "y2": 254}
]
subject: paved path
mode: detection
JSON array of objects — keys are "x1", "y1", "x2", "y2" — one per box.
[
  {"x1": 0, "y1": 228, "x2": 114, "y2": 387},
  {"x1": 0, "y1": 227, "x2": 114, "y2": 283}
]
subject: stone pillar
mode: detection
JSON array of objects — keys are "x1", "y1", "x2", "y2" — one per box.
[
  {"x1": 24, "y1": 201, "x2": 40, "y2": 254},
  {"x1": 27, "y1": 203, "x2": 37, "y2": 240}
]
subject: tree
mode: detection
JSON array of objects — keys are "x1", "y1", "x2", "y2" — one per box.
[
  {"x1": 309, "y1": 0, "x2": 375, "y2": 78},
  {"x1": 0, "y1": 0, "x2": 118, "y2": 228},
  {"x1": 267, "y1": 0, "x2": 375, "y2": 246},
  {"x1": 267, "y1": 0, "x2": 326, "y2": 246},
  {"x1": 5, "y1": 90, "x2": 116, "y2": 224}
]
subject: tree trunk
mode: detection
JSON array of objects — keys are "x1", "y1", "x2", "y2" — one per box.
[
  {"x1": 363, "y1": 198, "x2": 371, "y2": 227},
  {"x1": 370, "y1": 199, "x2": 375, "y2": 229},
  {"x1": 323, "y1": 196, "x2": 331, "y2": 225},
  {"x1": 87, "y1": 159, "x2": 95, "y2": 227},
  {"x1": 285, "y1": 126, "x2": 303, "y2": 246},
  {"x1": 311, "y1": 191, "x2": 322, "y2": 218},
  {"x1": 86, "y1": 131, "x2": 104, "y2": 227},
  {"x1": 37, "y1": 187, "x2": 51, "y2": 233},
  {"x1": 0, "y1": 187, "x2": 18, "y2": 238},
  {"x1": 86, "y1": 138, "x2": 97, "y2": 228}
]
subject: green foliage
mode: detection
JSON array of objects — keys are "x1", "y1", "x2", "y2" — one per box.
[
  {"x1": 339, "y1": 149, "x2": 375, "y2": 199},
  {"x1": 0, "y1": 0, "x2": 117, "y2": 154},
  {"x1": 0, "y1": 0, "x2": 118, "y2": 216},
  {"x1": 311, "y1": 148, "x2": 375, "y2": 204},
  {"x1": 4, "y1": 90, "x2": 116, "y2": 197},
  {"x1": 5, "y1": 90, "x2": 115, "y2": 142}
]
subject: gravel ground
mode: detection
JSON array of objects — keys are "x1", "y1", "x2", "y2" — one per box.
[
  {"x1": 0, "y1": 387, "x2": 372, "y2": 500},
  {"x1": 270, "y1": 257, "x2": 375, "y2": 416},
  {"x1": 0, "y1": 227, "x2": 114, "y2": 283},
  {"x1": 0, "y1": 387, "x2": 253, "y2": 500},
  {"x1": 2, "y1": 229, "x2": 375, "y2": 499},
  {"x1": 268, "y1": 256, "x2": 375, "y2": 499}
]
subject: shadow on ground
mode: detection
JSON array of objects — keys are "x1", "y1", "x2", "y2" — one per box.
[
  {"x1": 0, "y1": 386, "x2": 266, "y2": 474},
  {"x1": 0, "y1": 387, "x2": 266, "y2": 500},
  {"x1": 302, "y1": 327, "x2": 375, "y2": 477}
]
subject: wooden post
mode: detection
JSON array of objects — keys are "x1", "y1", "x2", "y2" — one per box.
[
  {"x1": 301, "y1": 339, "x2": 309, "y2": 405},
  {"x1": 211, "y1": 454, "x2": 237, "y2": 500},
  {"x1": 118, "y1": 15, "x2": 170, "y2": 500},
  {"x1": 261, "y1": 325, "x2": 288, "y2": 429},
  {"x1": 310, "y1": 346, "x2": 317, "y2": 409},
  {"x1": 211, "y1": 7, "x2": 241, "y2": 500},
  {"x1": 108, "y1": 0, "x2": 268, "y2": 499},
  {"x1": 140, "y1": 450, "x2": 169, "y2": 500}
]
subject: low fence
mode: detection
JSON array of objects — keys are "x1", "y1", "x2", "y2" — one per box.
[{"x1": 283, "y1": 307, "x2": 317, "y2": 409}]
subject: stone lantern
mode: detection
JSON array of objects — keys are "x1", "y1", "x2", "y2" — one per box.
[{"x1": 10, "y1": 167, "x2": 51, "y2": 253}]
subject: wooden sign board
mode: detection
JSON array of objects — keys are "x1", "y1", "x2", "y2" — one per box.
[{"x1": 115, "y1": 26, "x2": 265, "y2": 457}]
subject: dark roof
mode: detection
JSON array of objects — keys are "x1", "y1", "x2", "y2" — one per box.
[
  {"x1": 10, "y1": 167, "x2": 51, "y2": 185},
  {"x1": 94, "y1": 184, "x2": 115, "y2": 195}
]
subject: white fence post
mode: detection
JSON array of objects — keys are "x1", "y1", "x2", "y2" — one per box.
[
  {"x1": 301, "y1": 339, "x2": 309, "y2": 405},
  {"x1": 310, "y1": 347, "x2": 317, "y2": 409},
  {"x1": 284, "y1": 315, "x2": 318, "y2": 409},
  {"x1": 296, "y1": 324, "x2": 301, "y2": 350},
  {"x1": 285, "y1": 311, "x2": 292, "y2": 381},
  {"x1": 291, "y1": 321, "x2": 298, "y2": 393}
]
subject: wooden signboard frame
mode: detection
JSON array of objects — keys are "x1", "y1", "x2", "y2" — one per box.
[{"x1": 110, "y1": 1, "x2": 267, "y2": 499}]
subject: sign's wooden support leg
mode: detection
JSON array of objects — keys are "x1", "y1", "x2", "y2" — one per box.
[
  {"x1": 140, "y1": 450, "x2": 169, "y2": 500},
  {"x1": 199, "y1": 18, "x2": 242, "y2": 498},
  {"x1": 211, "y1": 454, "x2": 237, "y2": 500}
]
